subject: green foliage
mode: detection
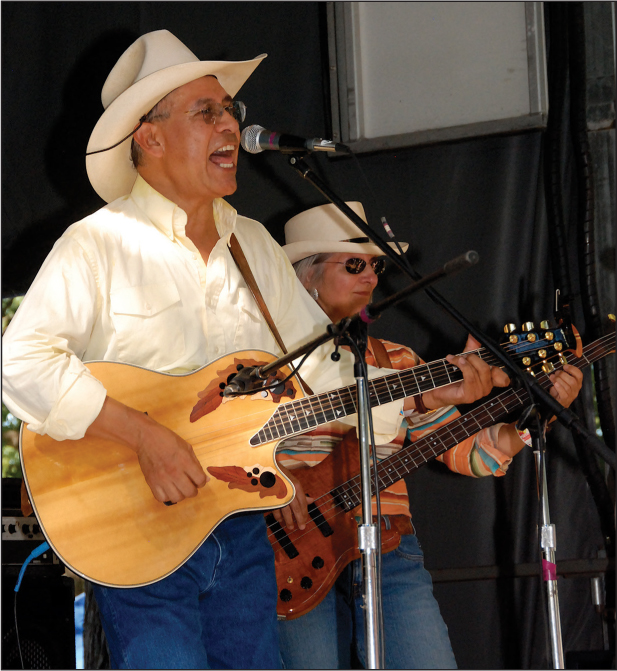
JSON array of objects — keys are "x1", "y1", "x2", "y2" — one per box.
[
  {"x1": 2, "y1": 297, "x2": 24, "y2": 477},
  {"x1": 2, "y1": 404, "x2": 22, "y2": 478},
  {"x1": 2, "y1": 296, "x2": 23, "y2": 334}
]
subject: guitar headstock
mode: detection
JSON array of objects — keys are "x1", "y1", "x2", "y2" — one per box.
[{"x1": 501, "y1": 319, "x2": 580, "y2": 376}]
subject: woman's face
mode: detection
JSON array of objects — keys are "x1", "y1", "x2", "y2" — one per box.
[{"x1": 306, "y1": 252, "x2": 381, "y2": 322}]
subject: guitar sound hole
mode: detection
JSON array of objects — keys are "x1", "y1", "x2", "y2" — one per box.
[{"x1": 259, "y1": 472, "x2": 276, "y2": 488}]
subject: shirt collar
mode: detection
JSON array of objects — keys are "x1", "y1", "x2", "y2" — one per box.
[{"x1": 130, "y1": 175, "x2": 238, "y2": 243}]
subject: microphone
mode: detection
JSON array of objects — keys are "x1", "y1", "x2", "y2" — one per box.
[
  {"x1": 240, "y1": 125, "x2": 349, "y2": 154},
  {"x1": 223, "y1": 365, "x2": 267, "y2": 397}
]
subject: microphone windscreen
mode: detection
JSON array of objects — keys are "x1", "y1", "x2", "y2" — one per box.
[{"x1": 240, "y1": 125, "x2": 265, "y2": 154}]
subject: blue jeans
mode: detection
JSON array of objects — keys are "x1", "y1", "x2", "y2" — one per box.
[
  {"x1": 278, "y1": 533, "x2": 457, "y2": 669},
  {"x1": 92, "y1": 513, "x2": 281, "y2": 669}
]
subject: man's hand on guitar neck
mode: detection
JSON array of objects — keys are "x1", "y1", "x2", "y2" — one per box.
[
  {"x1": 86, "y1": 396, "x2": 209, "y2": 503},
  {"x1": 419, "y1": 334, "x2": 510, "y2": 411}
]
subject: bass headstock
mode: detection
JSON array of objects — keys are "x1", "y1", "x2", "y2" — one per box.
[{"x1": 501, "y1": 319, "x2": 580, "y2": 376}]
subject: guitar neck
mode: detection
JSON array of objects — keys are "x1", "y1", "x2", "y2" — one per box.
[
  {"x1": 330, "y1": 333, "x2": 615, "y2": 511},
  {"x1": 250, "y1": 347, "x2": 497, "y2": 446}
]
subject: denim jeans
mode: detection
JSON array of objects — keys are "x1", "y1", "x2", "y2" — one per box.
[
  {"x1": 278, "y1": 533, "x2": 457, "y2": 669},
  {"x1": 92, "y1": 513, "x2": 281, "y2": 669}
]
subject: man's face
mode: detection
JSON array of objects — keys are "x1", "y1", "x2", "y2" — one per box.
[{"x1": 153, "y1": 76, "x2": 241, "y2": 203}]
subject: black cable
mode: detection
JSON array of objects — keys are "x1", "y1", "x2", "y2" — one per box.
[{"x1": 14, "y1": 591, "x2": 25, "y2": 669}]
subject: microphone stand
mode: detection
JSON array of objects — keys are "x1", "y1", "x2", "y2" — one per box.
[
  {"x1": 225, "y1": 257, "x2": 474, "y2": 669},
  {"x1": 286, "y1": 154, "x2": 615, "y2": 471},
  {"x1": 518, "y1": 405, "x2": 566, "y2": 668},
  {"x1": 281, "y1": 152, "x2": 615, "y2": 668}
]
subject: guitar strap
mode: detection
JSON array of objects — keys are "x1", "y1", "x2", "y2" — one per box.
[
  {"x1": 368, "y1": 336, "x2": 393, "y2": 369},
  {"x1": 228, "y1": 234, "x2": 314, "y2": 395}
]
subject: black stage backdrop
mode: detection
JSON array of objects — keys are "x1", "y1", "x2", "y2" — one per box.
[{"x1": 2, "y1": 3, "x2": 615, "y2": 669}]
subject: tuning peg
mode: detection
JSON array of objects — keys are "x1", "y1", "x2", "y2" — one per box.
[
  {"x1": 504, "y1": 323, "x2": 517, "y2": 334},
  {"x1": 609, "y1": 314, "x2": 616, "y2": 323},
  {"x1": 554, "y1": 342, "x2": 563, "y2": 351},
  {"x1": 538, "y1": 349, "x2": 547, "y2": 359},
  {"x1": 540, "y1": 320, "x2": 550, "y2": 329},
  {"x1": 522, "y1": 356, "x2": 531, "y2": 366},
  {"x1": 526, "y1": 367, "x2": 536, "y2": 377},
  {"x1": 542, "y1": 361, "x2": 555, "y2": 374},
  {"x1": 526, "y1": 332, "x2": 537, "y2": 343},
  {"x1": 545, "y1": 331, "x2": 554, "y2": 341},
  {"x1": 558, "y1": 353, "x2": 567, "y2": 365},
  {"x1": 522, "y1": 322, "x2": 535, "y2": 332}
]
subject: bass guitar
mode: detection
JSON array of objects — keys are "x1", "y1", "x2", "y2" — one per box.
[{"x1": 268, "y1": 329, "x2": 615, "y2": 620}]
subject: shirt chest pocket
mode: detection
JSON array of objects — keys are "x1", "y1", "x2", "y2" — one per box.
[
  {"x1": 110, "y1": 282, "x2": 185, "y2": 369},
  {"x1": 233, "y1": 287, "x2": 276, "y2": 353}
]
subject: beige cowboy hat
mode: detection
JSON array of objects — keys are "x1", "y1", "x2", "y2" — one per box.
[
  {"x1": 86, "y1": 29, "x2": 266, "y2": 203},
  {"x1": 283, "y1": 202, "x2": 409, "y2": 264}
]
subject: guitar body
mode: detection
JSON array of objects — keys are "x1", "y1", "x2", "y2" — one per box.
[
  {"x1": 20, "y1": 351, "x2": 299, "y2": 588},
  {"x1": 270, "y1": 431, "x2": 402, "y2": 620}
]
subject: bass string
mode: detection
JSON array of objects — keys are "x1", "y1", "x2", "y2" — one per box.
[{"x1": 264, "y1": 339, "x2": 611, "y2": 548}]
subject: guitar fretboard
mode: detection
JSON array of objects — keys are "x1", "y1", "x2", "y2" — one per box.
[
  {"x1": 249, "y1": 328, "x2": 569, "y2": 446},
  {"x1": 249, "y1": 348, "x2": 499, "y2": 446},
  {"x1": 329, "y1": 333, "x2": 614, "y2": 512}
]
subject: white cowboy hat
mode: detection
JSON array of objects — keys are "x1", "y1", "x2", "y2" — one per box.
[
  {"x1": 86, "y1": 29, "x2": 266, "y2": 203},
  {"x1": 283, "y1": 202, "x2": 409, "y2": 264}
]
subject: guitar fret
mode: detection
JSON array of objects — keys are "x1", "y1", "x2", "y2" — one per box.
[{"x1": 251, "y1": 334, "x2": 614, "y2": 446}]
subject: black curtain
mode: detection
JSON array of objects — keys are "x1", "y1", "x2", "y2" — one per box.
[{"x1": 2, "y1": 3, "x2": 614, "y2": 668}]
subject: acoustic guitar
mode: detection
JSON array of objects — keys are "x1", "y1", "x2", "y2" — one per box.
[{"x1": 20, "y1": 325, "x2": 575, "y2": 587}]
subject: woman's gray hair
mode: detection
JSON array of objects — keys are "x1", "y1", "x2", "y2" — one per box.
[{"x1": 292, "y1": 253, "x2": 333, "y2": 287}]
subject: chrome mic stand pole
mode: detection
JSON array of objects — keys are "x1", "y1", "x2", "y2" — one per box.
[
  {"x1": 340, "y1": 316, "x2": 384, "y2": 669},
  {"x1": 355, "y1": 359, "x2": 384, "y2": 668},
  {"x1": 528, "y1": 411, "x2": 565, "y2": 668}
]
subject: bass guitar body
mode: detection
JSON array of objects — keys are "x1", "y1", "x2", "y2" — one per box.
[
  {"x1": 269, "y1": 430, "x2": 403, "y2": 620},
  {"x1": 20, "y1": 351, "x2": 298, "y2": 588}
]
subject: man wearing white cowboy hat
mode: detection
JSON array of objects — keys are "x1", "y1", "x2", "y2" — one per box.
[
  {"x1": 2, "y1": 31, "x2": 409, "y2": 668},
  {"x1": 273, "y1": 201, "x2": 583, "y2": 669}
]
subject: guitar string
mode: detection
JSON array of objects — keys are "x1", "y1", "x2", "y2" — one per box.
[
  {"x1": 271, "y1": 337, "x2": 609, "y2": 552},
  {"x1": 253, "y1": 336, "x2": 571, "y2": 444},
  {"x1": 185, "y1": 331, "x2": 584, "y2": 449},
  {"x1": 264, "y1": 338, "x2": 611, "y2": 552},
  {"x1": 265, "y1": 380, "x2": 534, "y2": 549}
]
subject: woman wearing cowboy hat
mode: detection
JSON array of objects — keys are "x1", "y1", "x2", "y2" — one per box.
[{"x1": 274, "y1": 202, "x2": 583, "y2": 669}]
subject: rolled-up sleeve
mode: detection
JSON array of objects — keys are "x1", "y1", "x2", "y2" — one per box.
[{"x1": 2, "y1": 236, "x2": 107, "y2": 440}]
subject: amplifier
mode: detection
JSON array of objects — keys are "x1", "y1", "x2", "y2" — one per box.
[{"x1": 2, "y1": 478, "x2": 63, "y2": 574}]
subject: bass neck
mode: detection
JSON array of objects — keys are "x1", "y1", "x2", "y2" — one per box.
[{"x1": 329, "y1": 332, "x2": 615, "y2": 510}]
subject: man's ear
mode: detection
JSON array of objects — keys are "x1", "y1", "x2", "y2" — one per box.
[{"x1": 133, "y1": 122, "x2": 164, "y2": 159}]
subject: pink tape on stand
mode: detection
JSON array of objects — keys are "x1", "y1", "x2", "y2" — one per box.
[{"x1": 542, "y1": 558, "x2": 557, "y2": 581}]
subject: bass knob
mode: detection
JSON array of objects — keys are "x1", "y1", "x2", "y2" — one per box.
[
  {"x1": 312, "y1": 556, "x2": 325, "y2": 569},
  {"x1": 301, "y1": 577, "x2": 313, "y2": 590},
  {"x1": 279, "y1": 589, "x2": 292, "y2": 603}
]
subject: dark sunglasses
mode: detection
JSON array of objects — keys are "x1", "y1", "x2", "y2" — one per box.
[{"x1": 320, "y1": 257, "x2": 386, "y2": 275}]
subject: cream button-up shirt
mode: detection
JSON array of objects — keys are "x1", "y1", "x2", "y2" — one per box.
[{"x1": 3, "y1": 176, "x2": 403, "y2": 442}]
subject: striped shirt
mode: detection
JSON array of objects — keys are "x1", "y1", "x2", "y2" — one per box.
[{"x1": 276, "y1": 339, "x2": 513, "y2": 518}]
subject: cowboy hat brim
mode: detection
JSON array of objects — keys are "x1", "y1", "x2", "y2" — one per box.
[
  {"x1": 86, "y1": 56, "x2": 265, "y2": 203},
  {"x1": 283, "y1": 239, "x2": 409, "y2": 265}
]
